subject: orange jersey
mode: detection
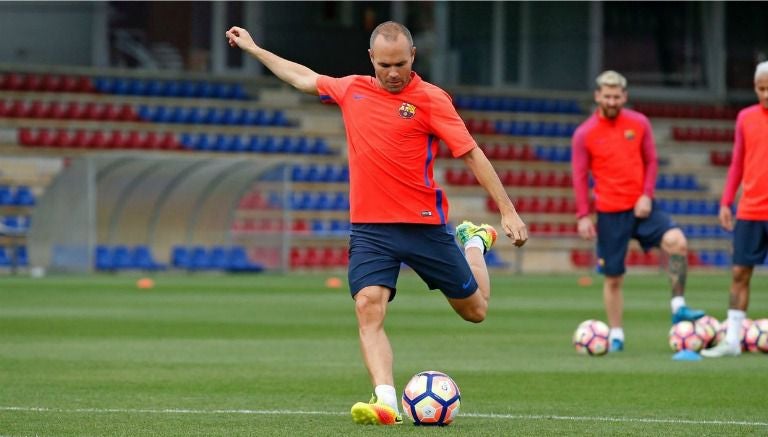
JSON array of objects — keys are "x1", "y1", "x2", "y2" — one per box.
[
  {"x1": 571, "y1": 108, "x2": 658, "y2": 216},
  {"x1": 721, "y1": 104, "x2": 768, "y2": 220},
  {"x1": 316, "y1": 73, "x2": 475, "y2": 224}
]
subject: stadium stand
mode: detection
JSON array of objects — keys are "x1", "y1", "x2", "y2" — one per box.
[{"x1": 0, "y1": 65, "x2": 752, "y2": 274}]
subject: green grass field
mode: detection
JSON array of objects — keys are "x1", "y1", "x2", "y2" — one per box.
[{"x1": 1, "y1": 271, "x2": 767, "y2": 436}]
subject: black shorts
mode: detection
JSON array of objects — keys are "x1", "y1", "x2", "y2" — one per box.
[
  {"x1": 596, "y1": 204, "x2": 678, "y2": 276},
  {"x1": 347, "y1": 223, "x2": 478, "y2": 301},
  {"x1": 732, "y1": 219, "x2": 768, "y2": 266}
]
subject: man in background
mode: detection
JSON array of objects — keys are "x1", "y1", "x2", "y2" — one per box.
[
  {"x1": 571, "y1": 70, "x2": 704, "y2": 352},
  {"x1": 702, "y1": 61, "x2": 768, "y2": 358}
]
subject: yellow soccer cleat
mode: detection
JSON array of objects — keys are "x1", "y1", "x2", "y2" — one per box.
[
  {"x1": 455, "y1": 221, "x2": 498, "y2": 254},
  {"x1": 351, "y1": 395, "x2": 403, "y2": 425}
]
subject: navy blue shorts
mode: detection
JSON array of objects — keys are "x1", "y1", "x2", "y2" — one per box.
[
  {"x1": 596, "y1": 204, "x2": 678, "y2": 276},
  {"x1": 732, "y1": 219, "x2": 768, "y2": 266},
  {"x1": 347, "y1": 223, "x2": 478, "y2": 301}
]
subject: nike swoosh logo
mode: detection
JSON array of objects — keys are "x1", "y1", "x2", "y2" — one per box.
[
  {"x1": 352, "y1": 94, "x2": 365, "y2": 100},
  {"x1": 462, "y1": 277, "x2": 473, "y2": 290}
]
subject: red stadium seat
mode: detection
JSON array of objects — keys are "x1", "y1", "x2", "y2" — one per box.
[
  {"x1": 18, "y1": 128, "x2": 35, "y2": 146},
  {"x1": 69, "y1": 130, "x2": 88, "y2": 148},
  {"x1": 20, "y1": 74, "x2": 43, "y2": 91},
  {"x1": 85, "y1": 131, "x2": 107, "y2": 149},
  {"x1": 41, "y1": 74, "x2": 63, "y2": 92},
  {"x1": 62, "y1": 101, "x2": 85, "y2": 119},
  {"x1": 0, "y1": 72, "x2": 24, "y2": 90},
  {"x1": 158, "y1": 132, "x2": 179, "y2": 150}
]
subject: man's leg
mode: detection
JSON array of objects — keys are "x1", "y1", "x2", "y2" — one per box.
[
  {"x1": 351, "y1": 285, "x2": 402, "y2": 425},
  {"x1": 604, "y1": 274, "x2": 625, "y2": 351},
  {"x1": 450, "y1": 221, "x2": 497, "y2": 323},
  {"x1": 702, "y1": 265, "x2": 752, "y2": 358},
  {"x1": 661, "y1": 228, "x2": 704, "y2": 323},
  {"x1": 354, "y1": 285, "x2": 394, "y2": 388}
]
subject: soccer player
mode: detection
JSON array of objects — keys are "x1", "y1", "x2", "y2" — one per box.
[
  {"x1": 226, "y1": 22, "x2": 527, "y2": 424},
  {"x1": 702, "y1": 61, "x2": 768, "y2": 358},
  {"x1": 571, "y1": 70, "x2": 704, "y2": 352}
]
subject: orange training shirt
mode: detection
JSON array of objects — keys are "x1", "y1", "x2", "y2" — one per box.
[
  {"x1": 571, "y1": 108, "x2": 658, "y2": 217},
  {"x1": 317, "y1": 73, "x2": 476, "y2": 224},
  {"x1": 721, "y1": 104, "x2": 768, "y2": 220}
]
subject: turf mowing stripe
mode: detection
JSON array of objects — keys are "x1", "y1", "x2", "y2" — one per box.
[{"x1": 1, "y1": 406, "x2": 766, "y2": 427}]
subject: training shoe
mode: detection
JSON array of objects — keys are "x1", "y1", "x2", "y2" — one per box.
[
  {"x1": 455, "y1": 221, "x2": 498, "y2": 254},
  {"x1": 351, "y1": 395, "x2": 403, "y2": 425},
  {"x1": 701, "y1": 341, "x2": 741, "y2": 358},
  {"x1": 672, "y1": 306, "x2": 706, "y2": 324},
  {"x1": 609, "y1": 338, "x2": 624, "y2": 352}
]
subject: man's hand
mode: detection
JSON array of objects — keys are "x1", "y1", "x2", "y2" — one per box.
[
  {"x1": 634, "y1": 194, "x2": 652, "y2": 218},
  {"x1": 719, "y1": 204, "x2": 734, "y2": 231},
  {"x1": 226, "y1": 26, "x2": 257, "y2": 52},
  {"x1": 577, "y1": 216, "x2": 596, "y2": 240},
  {"x1": 502, "y1": 213, "x2": 528, "y2": 247}
]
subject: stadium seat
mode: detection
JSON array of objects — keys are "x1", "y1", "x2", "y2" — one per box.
[
  {"x1": 131, "y1": 245, "x2": 166, "y2": 271},
  {"x1": 171, "y1": 246, "x2": 191, "y2": 269},
  {"x1": 112, "y1": 246, "x2": 133, "y2": 270}
]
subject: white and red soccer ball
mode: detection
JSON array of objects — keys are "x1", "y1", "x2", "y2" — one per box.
[
  {"x1": 573, "y1": 319, "x2": 610, "y2": 356},
  {"x1": 695, "y1": 315, "x2": 721, "y2": 348},
  {"x1": 669, "y1": 320, "x2": 708, "y2": 352},
  {"x1": 401, "y1": 370, "x2": 460, "y2": 426},
  {"x1": 744, "y1": 318, "x2": 768, "y2": 353}
]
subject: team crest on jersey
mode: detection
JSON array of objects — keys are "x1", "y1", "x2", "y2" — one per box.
[
  {"x1": 624, "y1": 129, "x2": 636, "y2": 140},
  {"x1": 399, "y1": 102, "x2": 416, "y2": 119}
]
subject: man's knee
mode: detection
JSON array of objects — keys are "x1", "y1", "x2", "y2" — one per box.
[
  {"x1": 452, "y1": 294, "x2": 487, "y2": 323},
  {"x1": 662, "y1": 228, "x2": 687, "y2": 253}
]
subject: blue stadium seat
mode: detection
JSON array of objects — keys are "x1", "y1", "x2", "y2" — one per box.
[
  {"x1": 93, "y1": 77, "x2": 114, "y2": 93},
  {"x1": 208, "y1": 246, "x2": 230, "y2": 269},
  {"x1": 0, "y1": 246, "x2": 10, "y2": 268},
  {"x1": 227, "y1": 246, "x2": 264, "y2": 272},
  {"x1": 14, "y1": 245, "x2": 28, "y2": 267},
  {"x1": 131, "y1": 245, "x2": 165, "y2": 271},
  {"x1": 112, "y1": 245, "x2": 133, "y2": 270},
  {"x1": 310, "y1": 219, "x2": 326, "y2": 234},
  {"x1": 12, "y1": 186, "x2": 35, "y2": 206},
  {"x1": 144, "y1": 80, "x2": 164, "y2": 96},
  {"x1": 331, "y1": 192, "x2": 349, "y2": 210},
  {"x1": 312, "y1": 192, "x2": 330, "y2": 210},
  {"x1": 162, "y1": 80, "x2": 181, "y2": 97},
  {"x1": 188, "y1": 246, "x2": 211, "y2": 271},
  {"x1": 178, "y1": 80, "x2": 196, "y2": 98},
  {"x1": 95, "y1": 245, "x2": 114, "y2": 271},
  {"x1": 0, "y1": 186, "x2": 12, "y2": 205},
  {"x1": 171, "y1": 246, "x2": 191, "y2": 269},
  {"x1": 268, "y1": 110, "x2": 288, "y2": 126},
  {"x1": 308, "y1": 138, "x2": 331, "y2": 155}
]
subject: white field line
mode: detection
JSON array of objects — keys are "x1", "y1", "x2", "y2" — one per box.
[{"x1": 0, "y1": 406, "x2": 766, "y2": 427}]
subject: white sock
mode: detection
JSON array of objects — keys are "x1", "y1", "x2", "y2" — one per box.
[
  {"x1": 374, "y1": 385, "x2": 399, "y2": 413},
  {"x1": 609, "y1": 327, "x2": 624, "y2": 342},
  {"x1": 670, "y1": 296, "x2": 686, "y2": 314},
  {"x1": 726, "y1": 309, "x2": 746, "y2": 346},
  {"x1": 464, "y1": 236, "x2": 485, "y2": 252}
]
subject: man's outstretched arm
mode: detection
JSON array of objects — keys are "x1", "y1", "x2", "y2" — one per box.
[{"x1": 226, "y1": 26, "x2": 320, "y2": 95}]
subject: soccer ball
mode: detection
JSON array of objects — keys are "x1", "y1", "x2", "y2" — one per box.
[
  {"x1": 401, "y1": 370, "x2": 460, "y2": 426},
  {"x1": 718, "y1": 318, "x2": 753, "y2": 351},
  {"x1": 669, "y1": 321, "x2": 707, "y2": 352},
  {"x1": 695, "y1": 315, "x2": 721, "y2": 347},
  {"x1": 573, "y1": 319, "x2": 610, "y2": 356},
  {"x1": 744, "y1": 318, "x2": 768, "y2": 353}
]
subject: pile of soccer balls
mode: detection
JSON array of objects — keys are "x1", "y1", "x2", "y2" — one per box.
[
  {"x1": 670, "y1": 316, "x2": 768, "y2": 353},
  {"x1": 572, "y1": 317, "x2": 768, "y2": 356}
]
